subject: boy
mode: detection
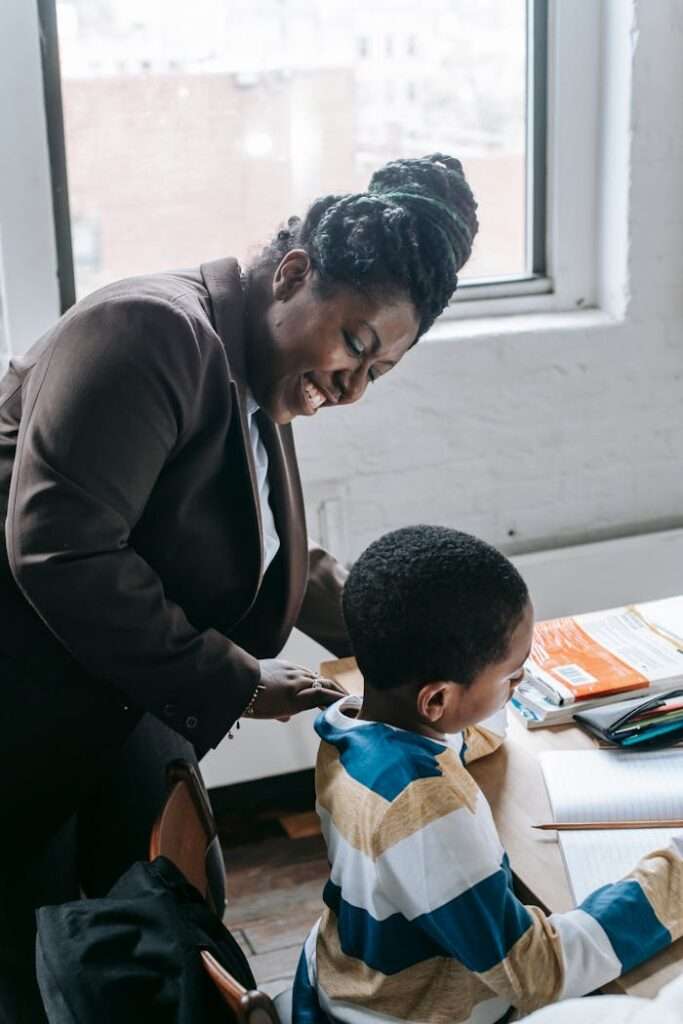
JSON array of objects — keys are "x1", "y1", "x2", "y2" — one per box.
[{"x1": 293, "y1": 526, "x2": 683, "y2": 1024}]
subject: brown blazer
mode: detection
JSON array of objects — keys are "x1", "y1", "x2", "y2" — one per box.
[{"x1": 0, "y1": 258, "x2": 349, "y2": 755}]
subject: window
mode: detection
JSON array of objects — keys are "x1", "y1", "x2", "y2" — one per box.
[
  {"x1": 42, "y1": 0, "x2": 544, "y2": 308},
  {"x1": 71, "y1": 214, "x2": 101, "y2": 273}
]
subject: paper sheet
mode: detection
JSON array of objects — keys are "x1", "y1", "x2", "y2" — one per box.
[
  {"x1": 539, "y1": 749, "x2": 683, "y2": 903},
  {"x1": 558, "y1": 828, "x2": 681, "y2": 904},
  {"x1": 540, "y1": 749, "x2": 683, "y2": 822}
]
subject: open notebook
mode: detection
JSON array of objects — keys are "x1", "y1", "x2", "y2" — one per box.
[{"x1": 539, "y1": 749, "x2": 683, "y2": 903}]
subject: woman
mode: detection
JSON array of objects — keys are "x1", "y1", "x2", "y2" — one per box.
[{"x1": 0, "y1": 154, "x2": 477, "y2": 1017}]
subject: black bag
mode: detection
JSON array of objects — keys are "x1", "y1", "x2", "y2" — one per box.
[{"x1": 36, "y1": 856, "x2": 256, "y2": 1024}]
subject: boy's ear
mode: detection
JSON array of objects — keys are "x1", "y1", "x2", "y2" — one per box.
[{"x1": 417, "y1": 681, "x2": 462, "y2": 725}]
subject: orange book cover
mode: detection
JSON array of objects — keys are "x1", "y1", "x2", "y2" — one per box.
[{"x1": 529, "y1": 616, "x2": 649, "y2": 701}]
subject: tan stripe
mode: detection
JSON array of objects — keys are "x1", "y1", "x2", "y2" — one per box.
[
  {"x1": 375, "y1": 750, "x2": 480, "y2": 857},
  {"x1": 317, "y1": 743, "x2": 483, "y2": 859},
  {"x1": 316, "y1": 742, "x2": 390, "y2": 857},
  {"x1": 628, "y1": 843, "x2": 683, "y2": 940},
  {"x1": 317, "y1": 908, "x2": 499, "y2": 1024},
  {"x1": 436, "y1": 749, "x2": 481, "y2": 811},
  {"x1": 479, "y1": 908, "x2": 563, "y2": 1015},
  {"x1": 461, "y1": 724, "x2": 505, "y2": 766}
]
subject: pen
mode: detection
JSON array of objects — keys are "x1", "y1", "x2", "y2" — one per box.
[
  {"x1": 620, "y1": 718, "x2": 683, "y2": 746},
  {"x1": 533, "y1": 819, "x2": 683, "y2": 831}
]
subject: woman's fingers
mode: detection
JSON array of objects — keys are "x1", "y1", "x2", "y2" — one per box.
[
  {"x1": 253, "y1": 659, "x2": 348, "y2": 719},
  {"x1": 319, "y1": 676, "x2": 348, "y2": 695},
  {"x1": 285, "y1": 664, "x2": 347, "y2": 694},
  {"x1": 292, "y1": 684, "x2": 346, "y2": 712}
]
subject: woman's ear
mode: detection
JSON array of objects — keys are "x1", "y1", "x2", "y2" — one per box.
[
  {"x1": 417, "y1": 681, "x2": 460, "y2": 726},
  {"x1": 272, "y1": 249, "x2": 312, "y2": 301}
]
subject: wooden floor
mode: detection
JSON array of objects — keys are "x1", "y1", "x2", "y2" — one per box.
[{"x1": 221, "y1": 830, "x2": 328, "y2": 997}]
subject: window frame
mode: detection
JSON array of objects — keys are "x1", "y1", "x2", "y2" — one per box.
[
  {"x1": 38, "y1": 0, "x2": 76, "y2": 313},
  {"x1": 37, "y1": 0, "x2": 599, "y2": 324},
  {"x1": 447, "y1": 0, "x2": 602, "y2": 319}
]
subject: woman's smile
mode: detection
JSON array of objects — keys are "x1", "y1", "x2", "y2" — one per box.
[
  {"x1": 302, "y1": 374, "x2": 334, "y2": 415},
  {"x1": 245, "y1": 252, "x2": 419, "y2": 425}
]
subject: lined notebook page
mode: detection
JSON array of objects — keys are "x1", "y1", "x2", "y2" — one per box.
[
  {"x1": 559, "y1": 828, "x2": 680, "y2": 903},
  {"x1": 539, "y1": 749, "x2": 683, "y2": 822},
  {"x1": 539, "y1": 750, "x2": 683, "y2": 903}
]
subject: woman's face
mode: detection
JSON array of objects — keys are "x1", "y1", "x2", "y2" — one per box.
[{"x1": 247, "y1": 250, "x2": 420, "y2": 424}]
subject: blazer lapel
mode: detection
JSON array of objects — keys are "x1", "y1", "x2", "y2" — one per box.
[
  {"x1": 200, "y1": 258, "x2": 264, "y2": 588},
  {"x1": 255, "y1": 413, "x2": 308, "y2": 640},
  {"x1": 200, "y1": 257, "x2": 309, "y2": 644}
]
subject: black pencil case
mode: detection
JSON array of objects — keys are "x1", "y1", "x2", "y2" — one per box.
[{"x1": 574, "y1": 688, "x2": 683, "y2": 749}]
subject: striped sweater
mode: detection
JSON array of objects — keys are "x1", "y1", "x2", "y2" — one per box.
[{"x1": 293, "y1": 696, "x2": 683, "y2": 1024}]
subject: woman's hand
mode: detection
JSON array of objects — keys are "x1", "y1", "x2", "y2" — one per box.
[{"x1": 249, "y1": 659, "x2": 347, "y2": 719}]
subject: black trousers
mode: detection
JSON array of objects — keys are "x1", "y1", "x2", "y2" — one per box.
[{"x1": 0, "y1": 653, "x2": 199, "y2": 1024}]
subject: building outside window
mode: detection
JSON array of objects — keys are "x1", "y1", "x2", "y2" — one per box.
[{"x1": 53, "y1": 0, "x2": 530, "y2": 302}]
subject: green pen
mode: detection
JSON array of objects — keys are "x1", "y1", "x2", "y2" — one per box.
[{"x1": 621, "y1": 718, "x2": 683, "y2": 746}]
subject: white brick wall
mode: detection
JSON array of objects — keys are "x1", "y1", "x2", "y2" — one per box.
[{"x1": 294, "y1": 0, "x2": 683, "y2": 562}]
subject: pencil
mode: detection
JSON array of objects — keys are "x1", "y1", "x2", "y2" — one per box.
[{"x1": 533, "y1": 820, "x2": 683, "y2": 831}]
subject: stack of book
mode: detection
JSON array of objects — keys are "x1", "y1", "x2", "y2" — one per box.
[{"x1": 511, "y1": 595, "x2": 683, "y2": 729}]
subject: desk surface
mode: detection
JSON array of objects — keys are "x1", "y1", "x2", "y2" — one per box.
[{"x1": 321, "y1": 657, "x2": 683, "y2": 999}]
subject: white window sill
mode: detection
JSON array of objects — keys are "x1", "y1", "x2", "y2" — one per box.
[{"x1": 424, "y1": 306, "x2": 620, "y2": 345}]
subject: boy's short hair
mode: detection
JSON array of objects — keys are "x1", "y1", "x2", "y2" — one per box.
[{"x1": 342, "y1": 525, "x2": 529, "y2": 691}]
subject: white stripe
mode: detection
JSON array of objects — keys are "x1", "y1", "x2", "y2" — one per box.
[
  {"x1": 656, "y1": 970, "x2": 683, "y2": 1010},
  {"x1": 671, "y1": 834, "x2": 683, "y2": 859},
  {"x1": 445, "y1": 730, "x2": 465, "y2": 758},
  {"x1": 303, "y1": 918, "x2": 320, "y2": 986},
  {"x1": 551, "y1": 908, "x2": 622, "y2": 999},
  {"x1": 379, "y1": 799, "x2": 505, "y2": 920},
  {"x1": 317, "y1": 983, "x2": 403, "y2": 1024},
  {"x1": 467, "y1": 997, "x2": 513, "y2": 1024},
  {"x1": 317, "y1": 980, "x2": 510, "y2": 1024},
  {"x1": 322, "y1": 696, "x2": 364, "y2": 732},
  {"x1": 319, "y1": 806, "x2": 399, "y2": 921},
  {"x1": 319, "y1": 797, "x2": 504, "y2": 923}
]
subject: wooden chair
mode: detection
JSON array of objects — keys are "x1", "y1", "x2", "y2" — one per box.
[
  {"x1": 149, "y1": 758, "x2": 226, "y2": 917},
  {"x1": 149, "y1": 759, "x2": 290, "y2": 1024},
  {"x1": 201, "y1": 949, "x2": 282, "y2": 1024}
]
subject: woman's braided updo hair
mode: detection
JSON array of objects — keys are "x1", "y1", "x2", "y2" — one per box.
[{"x1": 254, "y1": 154, "x2": 478, "y2": 338}]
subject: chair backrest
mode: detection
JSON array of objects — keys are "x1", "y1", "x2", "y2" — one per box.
[
  {"x1": 201, "y1": 950, "x2": 281, "y2": 1024},
  {"x1": 149, "y1": 759, "x2": 226, "y2": 916},
  {"x1": 150, "y1": 760, "x2": 283, "y2": 1022}
]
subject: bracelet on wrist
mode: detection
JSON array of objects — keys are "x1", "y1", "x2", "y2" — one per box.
[{"x1": 228, "y1": 682, "x2": 266, "y2": 740}]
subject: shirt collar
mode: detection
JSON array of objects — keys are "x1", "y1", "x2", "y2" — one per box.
[
  {"x1": 245, "y1": 388, "x2": 259, "y2": 418},
  {"x1": 321, "y1": 694, "x2": 464, "y2": 753}
]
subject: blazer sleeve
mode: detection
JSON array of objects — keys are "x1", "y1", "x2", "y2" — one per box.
[
  {"x1": 6, "y1": 294, "x2": 261, "y2": 755},
  {"x1": 295, "y1": 541, "x2": 353, "y2": 658}
]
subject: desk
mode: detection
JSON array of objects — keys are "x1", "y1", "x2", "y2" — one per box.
[{"x1": 321, "y1": 657, "x2": 683, "y2": 999}]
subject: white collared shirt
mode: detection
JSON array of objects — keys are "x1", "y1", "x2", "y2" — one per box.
[{"x1": 245, "y1": 390, "x2": 280, "y2": 573}]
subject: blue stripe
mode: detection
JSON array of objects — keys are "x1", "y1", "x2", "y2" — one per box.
[
  {"x1": 459, "y1": 734, "x2": 468, "y2": 764},
  {"x1": 324, "y1": 860, "x2": 532, "y2": 976},
  {"x1": 316, "y1": 714, "x2": 445, "y2": 801},
  {"x1": 501, "y1": 852, "x2": 513, "y2": 887},
  {"x1": 580, "y1": 879, "x2": 671, "y2": 974},
  {"x1": 292, "y1": 947, "x2": 328, "y2": 1024},
  {"x1": 417, "y1": 864, "x2": 533, "y2": 972},
  {"x1": 323, "y1": 880, "x2": 442, "y2": 974}
]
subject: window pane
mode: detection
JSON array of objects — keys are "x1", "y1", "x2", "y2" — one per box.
[{"x1": 56, "y1": 0, "x2": 527, "y2": 299}]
